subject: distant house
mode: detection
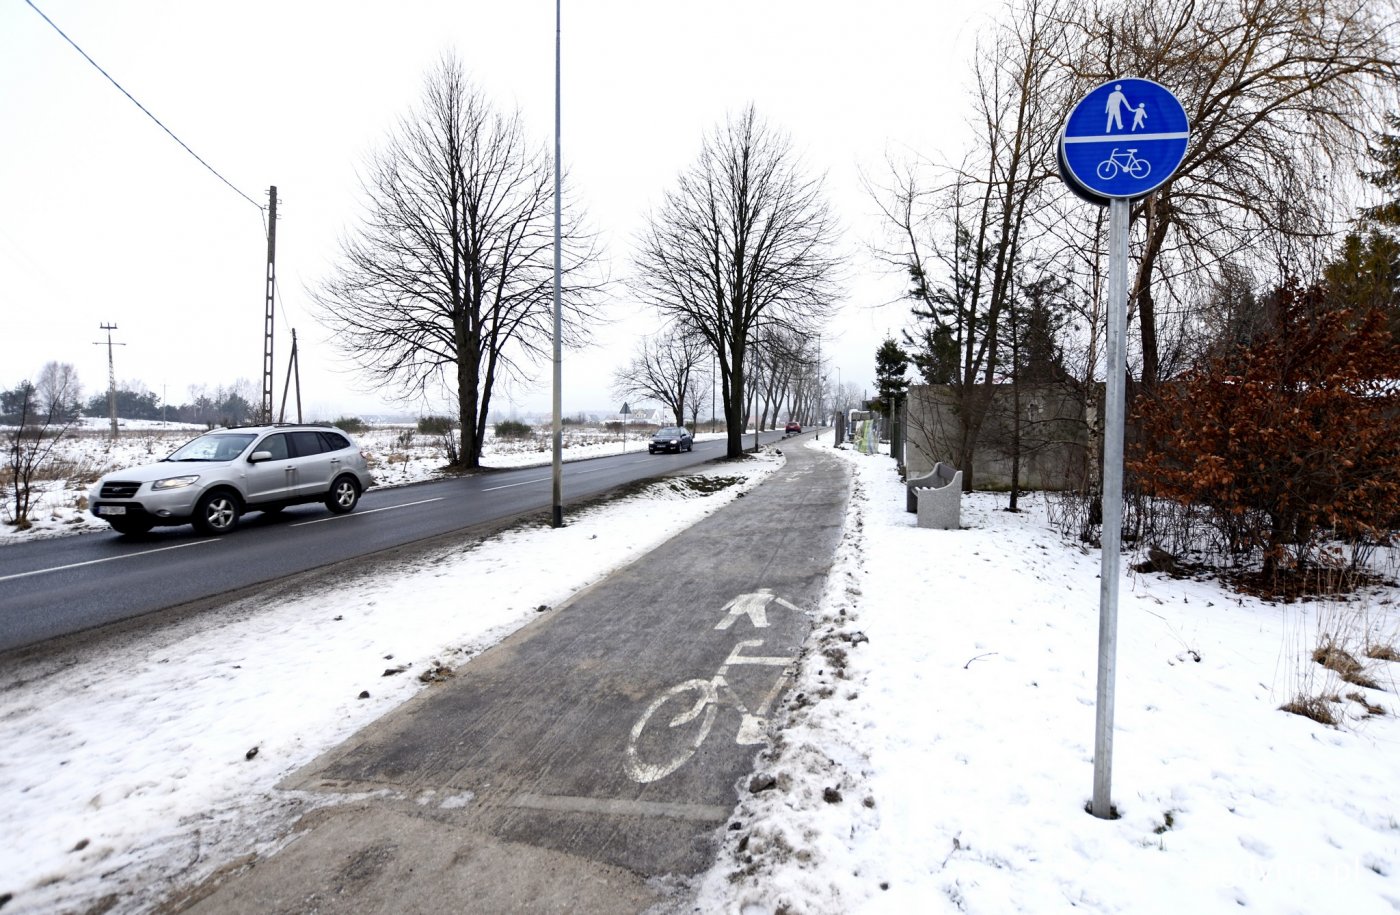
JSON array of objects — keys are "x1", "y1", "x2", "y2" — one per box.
[{"x1": 610, "y1": 406, "x2": 664, "y2": 425}]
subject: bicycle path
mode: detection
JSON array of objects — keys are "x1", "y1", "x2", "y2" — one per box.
[{"x1": 170, "y1": 438, "x2": 851, "y2": 914}]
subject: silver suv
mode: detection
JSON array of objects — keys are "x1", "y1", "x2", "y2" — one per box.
[{"x1": 90, "y1": 424, "x2": 375, "y2": 536}]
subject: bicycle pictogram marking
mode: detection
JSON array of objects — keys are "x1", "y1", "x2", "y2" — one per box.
[
  {"x1": 624, "y1": 590, "x2": 801, "y2": 784},
  {"x1": 1096, "y1": 148, "x2": 1151, "y2": 181}
]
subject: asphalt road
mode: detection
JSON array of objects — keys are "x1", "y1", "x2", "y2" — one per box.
[
  {"x1": 174, "y1": 433, "x2": 852, "y2": 914},
  {"x1": 0, "y1": 432, "x2": 789, "y2": 653}
]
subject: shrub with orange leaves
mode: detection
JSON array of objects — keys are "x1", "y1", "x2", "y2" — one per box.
[{"x1": 1129, "y1": 282, "x2": 1399, "y2": 585}]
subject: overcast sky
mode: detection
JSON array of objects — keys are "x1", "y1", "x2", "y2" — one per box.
[{"x1": 3, "y1": 0, "x2": 1001, "y2": 420}]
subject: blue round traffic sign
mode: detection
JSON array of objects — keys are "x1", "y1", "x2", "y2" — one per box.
[{"x1": 1061, "y1": 78, "x2": 1189, "y2": 200}]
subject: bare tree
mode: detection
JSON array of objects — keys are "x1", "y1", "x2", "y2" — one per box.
[
  {"x1": 875, "y1": 0, "x2": 1069, "y2": 487},
  {"x1": 34, "y1": 362, "x2": 82, "y2": 422},
  {"x1": 1064, "y1": 0, "x2": 1400, "y2": 387},
  {"x1": 751, "y1": 326, "x2": 818, "y2": 428},
  {"x1": 634, "y1": 105, "x2": 842, "y2": 458},
  {"x1": 314, "y1": 54, "x2": 601, "y2": 468},
  {"x1": 684, "y1": 361, "x2": 711, "y2": 430},
  {"x1": 611, "y1": 325, "x2": 708, "y2": 427},
  {"x1": 4, "y1": 379, "x2": 79, "y2": 530},
  {"x1": 785, "y1": 337, "x2": 821, "y2": 425}
]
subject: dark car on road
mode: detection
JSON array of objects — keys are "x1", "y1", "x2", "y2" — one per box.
[
  {"x1": 649, "y1": 426, "x2": 694, "y2": 454},
  {"x1": 784, "y1": 421, "x2": 802, "y2": 435}
]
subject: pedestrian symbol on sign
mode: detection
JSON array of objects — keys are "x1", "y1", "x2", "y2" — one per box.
[
  {"x1": 1104, "y1": 84, "x2": 1151, "y2": 134},
  {"x1": 1105, "y1": 83, "x2": 1128, "y2": 132}
]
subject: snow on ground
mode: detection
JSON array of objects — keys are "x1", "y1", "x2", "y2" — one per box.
[
  {"x1": 692, "y1": 441, "x2": 1400, "y2": 914},
  {"x1": 3, "y1": 429, "x2": 1399, "y2": 914},
  {"x1": 0, "y1": 444, "x2": 781, "y2": 915}
]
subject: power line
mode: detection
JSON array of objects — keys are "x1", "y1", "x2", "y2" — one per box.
[{"x1": 25, "y1": 0, "x2": 262, "y2": 212}]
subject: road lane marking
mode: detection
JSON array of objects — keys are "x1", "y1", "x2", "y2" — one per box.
[
  {"x1": 0, "y1": 539, "x2": 218, "y2": 583},
  {"x1": 291, "y1": 497, "x2": 444, "y2": 526},
  {"x1": 508, "y1": 792, "x2": 729, "y2": 822},
  {"x1": 480, "y1": 476, "x2": 553, "y2": 492}
]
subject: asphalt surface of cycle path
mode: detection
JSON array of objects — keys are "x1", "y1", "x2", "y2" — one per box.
[{"x1": 169, "y1": 436, "x2": 851, "y2": 915}]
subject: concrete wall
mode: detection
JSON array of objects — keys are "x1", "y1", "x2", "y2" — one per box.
[{"x1": 902, "y1": 383, "x2": 1092, "y2": 490}]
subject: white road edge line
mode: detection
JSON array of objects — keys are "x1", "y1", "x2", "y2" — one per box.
[
  {"x1": 0, "y1": 539, "x2": 218, "y2": 583},
  {"x1": 291, "y1": 497, "x2": 445, "y2": 526}
]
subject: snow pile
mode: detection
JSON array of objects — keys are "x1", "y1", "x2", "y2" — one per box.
[{"x1": 694, "y1": 441, "x2": 1400, "y2": 914}]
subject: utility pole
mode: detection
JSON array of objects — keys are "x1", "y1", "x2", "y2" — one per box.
[
  {"x1": 261, "y1": 186, "x2": 278, "y2": 423},
  {"x1": 92, "y1": 323, "x2": 125, "y2": 439},
  {"x1": 278, "y1": 328, "x2": 302, "y2": 423}
]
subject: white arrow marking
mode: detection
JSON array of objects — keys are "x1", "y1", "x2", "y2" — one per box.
[{"x1": 713, "y1": 589, "x2": 802, "y2": 630}]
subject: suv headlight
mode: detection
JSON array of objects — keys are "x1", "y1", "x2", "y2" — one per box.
[{"x1": 152, "y1": 475, "x2": 200, "y2": 491}]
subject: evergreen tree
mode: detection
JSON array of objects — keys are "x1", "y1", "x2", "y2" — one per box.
[
  {"x1": 1012, "y1": 276, "x2": 1069, "y2": 385},
  {"x1": 1362, "y1": 112, "x2": 1400, "y2": 228},
  {"x1": 84, "y1": 387, "x2": 162, "y2": 421},
  {"x1": 1, "y1": 382, "x2": 36, "y2": 424},
  {"x1": 1323, "y1": 231, "x2": 1400, "y2": 338},
  {"x1": 904, "y1": 324, "x2": 958, "y2": 385},
  {"x1": 872, "y1": 337, "x2": 910, "y2": 417}
]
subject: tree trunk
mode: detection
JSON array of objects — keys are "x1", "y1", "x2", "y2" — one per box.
[
  {"x1": 457, "y1": 326, "x2": 483, "y2": 468},
  {"x1": 1134, "y1": 195, "x2": 1171, "y2": 389},
  {"x1": 724, "y1": 351, "x2": 746, "y2": 458}
]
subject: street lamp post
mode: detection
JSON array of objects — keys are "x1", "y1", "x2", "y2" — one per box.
[{"x1": 550, "y1": 0, "x2": 564, "y2": 528}]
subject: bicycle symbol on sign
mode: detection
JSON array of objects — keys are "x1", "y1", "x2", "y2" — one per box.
[
  {"x1": 1095, "y1": 147, "x2": 1151, "y2": 181},
  {"x1": 624, "y1": 589, "x2": 801, "y2": 784}
]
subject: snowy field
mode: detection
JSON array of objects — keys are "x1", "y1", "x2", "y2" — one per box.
[{"x1": 2, "y1": 429, "x2": 1398, "y2": 914}]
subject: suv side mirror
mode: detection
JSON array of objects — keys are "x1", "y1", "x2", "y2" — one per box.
[{"x1": 249, "y1": 451, "x2": 273, "y2": 463}]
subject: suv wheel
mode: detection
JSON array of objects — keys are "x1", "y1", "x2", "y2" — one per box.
[
  {"x1": 193, "y1": 490, "x2": 240, "y2": 535},
  {"x1": 326, "y1": 475, "x2": 361, "y2": 514}
]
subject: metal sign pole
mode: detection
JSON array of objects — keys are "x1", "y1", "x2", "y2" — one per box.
[
  {"x1": 1092, "y1": 196, "x2": 1129, "y2": 818},
  {"x1": 1061, "y1": 75, "x2": 1188, "y2": 822}
]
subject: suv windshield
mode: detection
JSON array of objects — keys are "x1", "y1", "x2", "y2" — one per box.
[
  {"x1": 166, "y1": 433, "x2": 257, "y2": 462},
  {"x1": 657, "y1": 428, "x2": 683, "y2": 437}
]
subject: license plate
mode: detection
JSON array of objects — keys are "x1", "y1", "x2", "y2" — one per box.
[{"x1": 98, "y1": 506, "x2": 127, "y2": 516}]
